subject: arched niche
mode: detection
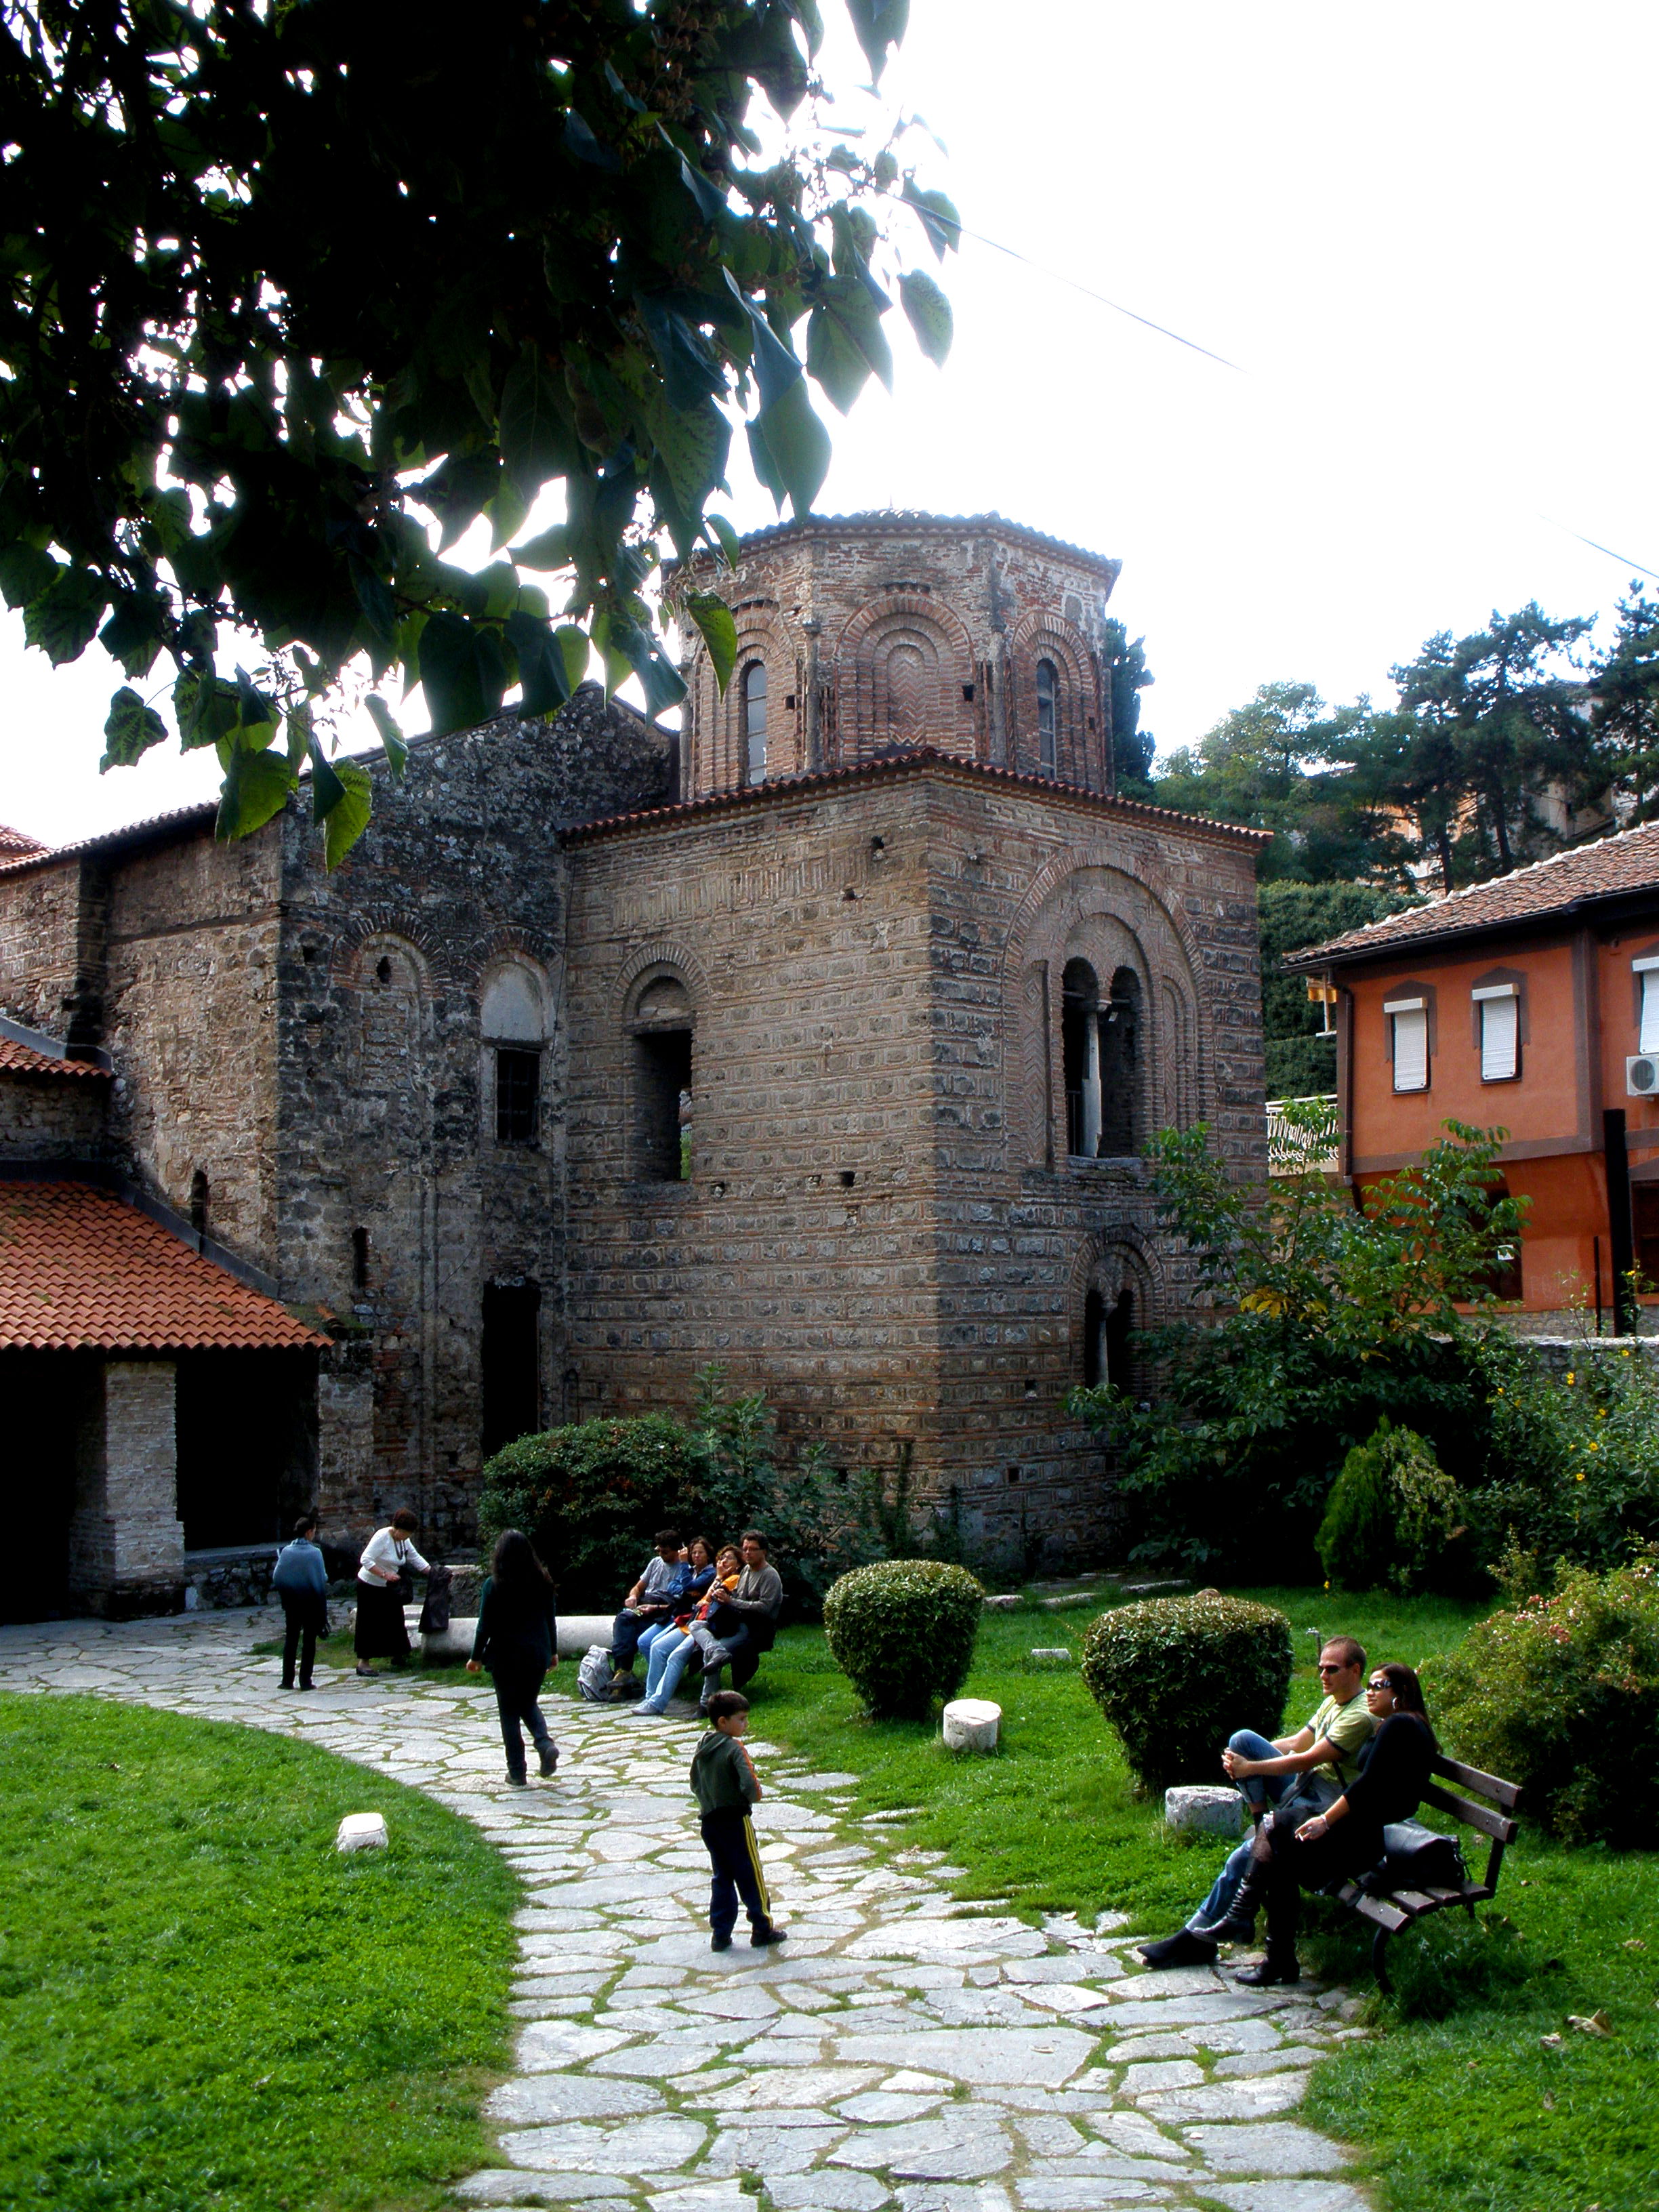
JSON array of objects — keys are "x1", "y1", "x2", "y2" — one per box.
[
  {"x1": 1010, "y1": 610, "x2": 1098, "y2": 787},
  {"x1": 833, "y1": 592, "x2": 977, "y2": 764}
]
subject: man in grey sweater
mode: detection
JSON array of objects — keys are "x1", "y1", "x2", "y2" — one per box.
[{"x1": 696, "y1": 1530, "x2": 783, "y2": 1711}]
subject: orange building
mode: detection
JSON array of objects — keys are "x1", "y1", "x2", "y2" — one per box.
[{"x1": 1285, "y1": 821, "x2": 1659, "y2": 1329}]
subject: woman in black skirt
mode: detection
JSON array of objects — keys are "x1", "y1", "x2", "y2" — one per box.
[
  {"x1": 354, "y1": 1508, "x2": 429, "y2": 1677},
  {"x1": 1232, "y1": 1662, "x2": 1439, "y2": 1986},
  {"x1": 466, "y1": 1528, "x2": 560, "y2": 1784}
]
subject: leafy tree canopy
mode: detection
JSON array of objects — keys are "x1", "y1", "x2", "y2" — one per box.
[
  {"x1": 1101, "y1": 617, "x2": 1155, "y2": 785},
  {"x1": 1, "y1": 0, "x2": 954, "y2": 859},
  {"x1": 1258, "y1": 878, "x2": 1408, "y2": 1099}
]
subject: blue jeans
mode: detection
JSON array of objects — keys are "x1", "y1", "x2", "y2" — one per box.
[
  {"x1": 638, "y1": 1625, "x2": 696, "y2": 1711},
  {"x1": 1185, "y1": 1730, "x2": 1340, "y2": 1931}
]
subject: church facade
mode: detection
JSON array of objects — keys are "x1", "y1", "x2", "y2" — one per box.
[{"x1": 0, "y1": 514, "x2": 1267, "y2": 1613}]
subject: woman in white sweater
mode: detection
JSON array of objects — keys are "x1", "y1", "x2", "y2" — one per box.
[{"x1": 354, "y1": 1508, "x2": 430, "y2": 1676}]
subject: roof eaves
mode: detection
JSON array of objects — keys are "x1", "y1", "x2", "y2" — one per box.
[{"x1": 662, "y1": 509, "x2": 1123, "y2": 585}]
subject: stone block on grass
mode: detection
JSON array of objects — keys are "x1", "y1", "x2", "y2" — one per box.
[
  {"x1": 1164, "y1": 1784, "x2": 1248, "y2": 1837},
  {"x1": 943, "y1": 1699, "x2": 1002, "y2": 1753}
]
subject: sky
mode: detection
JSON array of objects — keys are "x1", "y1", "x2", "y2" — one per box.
[{"x1": 5, "y1": 0, "x2": 1659, "y2": 845}]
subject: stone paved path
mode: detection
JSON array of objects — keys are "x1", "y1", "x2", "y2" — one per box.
[{"x1": 0, "y1": 1612, "x2": 1372, "y2": 2212}]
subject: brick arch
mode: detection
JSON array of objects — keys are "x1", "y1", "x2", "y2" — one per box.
[
  {"x1": 614, "y1": 937, "x2": 713, "y2": 1018},
  {"x1": 832, "y1": 592, "x2": 977, "y2": 764},
  {"x1": 1009, "y1": 609, "x2": 1099, "y2": 786},
  {"x1": 1068, "y1": 1227, "x2": 1166, "y2": 1389},
  {"x1": 335, "y1": 916, "x2": 442, "y2": 990},
  {"x1": 690, "y1": 603, "x2": 796, "y2": 794}
]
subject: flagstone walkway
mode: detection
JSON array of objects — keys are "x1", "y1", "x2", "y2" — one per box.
[{"x1": 0, "y1": 1612, "x2": 1372, "y2": 2212}]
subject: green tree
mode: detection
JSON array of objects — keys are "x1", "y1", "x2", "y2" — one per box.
[
  {"x1": 1590, "y1": 582, "x2": 1659, "y2": 824},
  {"x1": 1258, "y1": 878, "x2": 1409, "y2": 1098},
  {"x1": 1102, "y1": 618, "x2": 1155, "y2": 787},
  {"x1": 1378, "y1": 603, "x2": 1602, "y2": 888},
  {"x1": 0, "y1": 0, "x2": 953, "y2": 859}
]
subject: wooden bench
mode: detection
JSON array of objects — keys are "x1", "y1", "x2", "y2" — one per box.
[{"x1": 1333, "y1": 1753, "x2": 1522, "y2": 1991}]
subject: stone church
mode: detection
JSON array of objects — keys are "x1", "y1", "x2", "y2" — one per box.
[{"x1": 0, "y1": 513, "x2": 1267, "y2": 1616}]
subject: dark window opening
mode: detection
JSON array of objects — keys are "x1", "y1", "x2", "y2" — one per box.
[
  {"x1": 189, "y1": 1170, "x2": 209, "y2": 1242},
  {"x1": 1099, "y1": 968, "x2": 1141, "y2": 1157},
  {"x1": 482, "y1": 1279, "x2": 541, "y2": 1460},
  {"x1": 1635, "y1": 1184, "x2": 1659, "y2": 1290},
  {"x1": 375, "y1": 955, "x2": 392, "y2": 983},
  {"x1": 1105, "y1": 1287, "x2": 1135, "y2": 1385},
  {"x1": 352, "y1": 1227, "x2": 370, "y2": 1295},
  {"x1": 743, "y1": 660, "x2": 767, "y2": 785},
  {"x1": 637, "y1": 1028, "x2": 693, "y2": 1181},
  {"x1": 1061, "y1": 959, "x2": 1099, "y2": 1158},
  {"x1": 1006, "y1": 1465, "x2": 1021, "y2": 1485},
  {"x1": 1036, "y1": 658, "x2": 1059, "y2": 775},
  {"x1": 495, "y1": 1046, "x2": 541, "y2": 1144},
  {"x1": 177, "y1": 1349, "x2": 317, "y2": 1549},
  {"x1": 840, "y1": 1170, "x2": 857, "y2": 1189},
  {"x1": 962, "y1": 682, "x2": 976, "y2": 703},
  {"x1": 1082, "y1": 1287, "x2": 1105, "y2": 1388}
]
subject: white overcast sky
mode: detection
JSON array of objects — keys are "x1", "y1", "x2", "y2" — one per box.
[{"x1": 5, "y1": 0, "x2": 1658, "y2": 844}]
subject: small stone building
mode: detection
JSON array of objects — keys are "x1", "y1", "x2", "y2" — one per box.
[{"x1": 0, "y1": 514, "x2": 1267, "y2": 1610}]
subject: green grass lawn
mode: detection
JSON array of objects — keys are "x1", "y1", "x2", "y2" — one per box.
[
  {"x1": 0, "y1": 1692, "x2": 518, "y2": 2212},
  {"x1": 596, "y1": 1580, "x2": 1652, "y2": 2212}
]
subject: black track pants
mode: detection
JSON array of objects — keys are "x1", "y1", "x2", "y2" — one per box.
[{"x1": 699, "y1": 1806, "x2": 772, "y2": 1940}]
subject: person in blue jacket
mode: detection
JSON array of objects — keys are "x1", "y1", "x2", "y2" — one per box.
[
  {"x1": 466, "y1": 1529, "x2": 560, "y2": 1785},
  {"x1": 271, "y1": 1513, "x2": 329, "y2": 1690}
]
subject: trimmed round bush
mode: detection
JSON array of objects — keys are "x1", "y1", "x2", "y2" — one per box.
[
  {"x1": 1426, "y1": 1556, "x2": 1659, "y2": 1846},
  {"x1": 1317, "y1": 1417, "x2": 1465, "y2": 1593},
  {"x1": 1080, "y1": 1593, "x2": 1293, "y2": 1796},
  {"x1": 823, "y1": 1559, "x2": 985, "y2": 1718}
]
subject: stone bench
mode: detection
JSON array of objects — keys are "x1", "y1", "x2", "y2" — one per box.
[{"x1": 413, "y1": 1610, "x2": 616, "y2": 1664}]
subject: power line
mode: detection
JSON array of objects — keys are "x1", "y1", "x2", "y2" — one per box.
[{"x1": 1539, "y1": 514, "x2": 1659, "y2": 584}]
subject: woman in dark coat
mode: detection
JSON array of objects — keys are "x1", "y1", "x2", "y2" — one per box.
[
  {"x1": 1233, "y1": 1662, "x2": 1439, "y2": 1986},
  {"x1": 466, "y1": 1529, "x2": 559, "y2": 1786}
]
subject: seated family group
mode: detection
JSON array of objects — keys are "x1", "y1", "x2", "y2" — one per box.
[
  {"x1": 1139, "y1": 1635, "x2": 1440, "y2": 1986},
  {"x1": 607, "y1": 1528, "x2": 783, "y2": 1716}
]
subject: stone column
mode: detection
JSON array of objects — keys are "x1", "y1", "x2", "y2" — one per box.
[{"x1": 68, "y1": 1359, "x2": 186, "y2": 1616}]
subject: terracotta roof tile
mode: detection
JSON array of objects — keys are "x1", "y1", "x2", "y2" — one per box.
[
  {"x1": 1285, "y1": 819, "x2": 1659, "y2": 968},
  {"x1": 565, "y1": 744, "x2": 1271, "y2": 849},
  {"x1": 0, "y1": 1181, "x2": 329, "y2": 1352},
  {"x1": 0, "y1": 1038, "x2": 112, "y2": 1078},
  {"x1": 663, "y1": 508, "x2": 1123, "y2": 582},
  {"x1": 0, "y1": 800, "x2": 218, "y2": 877},
  {"x1": 0, "y1": 823, "x2": 47, "y2": 857}
]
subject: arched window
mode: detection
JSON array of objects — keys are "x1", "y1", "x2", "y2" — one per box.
[
  {"x1": 1082, "y1": 1286, "x2": 1105, "y2": 1388},
  {"x1": 631, "y1": 972, "x2": 695, "y2": 1182},
  {"x1": 1036, "y1": 659, "x2": 1059, "y2": 775},
  {"x1": 742, "y1": 661, "x2": 768, "y2": 785},
  {"x1": 1061, "y1": 960, "x2": 1143, "y2": 1160},
  {"x1": 1061, "y1": 960, "x2": 1100, "y2": 1158},
  {"x1": 1099, "y1": 967, "x2": 1142, "y2": 1157}
]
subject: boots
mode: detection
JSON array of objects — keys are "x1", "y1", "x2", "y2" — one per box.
[
  {"x1": 1195, "y1": 1862, "x2": 1267, "y2": 1945},
  {"x1": 1234, "y1": 1946, "x2": 1300, "y2": 1986}
]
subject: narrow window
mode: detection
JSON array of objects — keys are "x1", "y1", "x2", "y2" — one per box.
[
  {"x1": 1036, "y1": 658, "x2": 1058, "y2": 775},
  {"x1": 1105, "y1": 1286, "x2": 1135, "y2": 1384},
  {"x1": 1099, "y1": 968, "x2": 1141, "y2": 1156},
  {"x1": 1474, "y1": 984, "x2": 1519, "y2": 1082},
  {"x1": 189, "y1": 1169, "x2": 209, "y2": 1242},
  {"x1": 495, "y1": 1046, "x2": 541, "y2": 1143},
  {"x1": 481, "y1": 1279, "x2": 541, "y2": 1458},
  {"x1": 352, "y1": 1227, "x2": 370, "y2": 1295},
  {"x1": 637, "y1": 1029, "x2": 693, "y2": 1181},
  {"x1": 1061, "y1": 959, "x2": 1100, "y2": 1158},
  {"x1": 1082, "y1": 1287, "x2": 1105, "y2": 1387},
  {"x1": 1387, "y1": 998, "x2": 1429, "y2": 1092},
  {"x1": 1637, "y1": 956, "x2": 1659, "y2": 1052},
  {"x1": 743, "y1": 660, "x2": 767, "y2": 785}
]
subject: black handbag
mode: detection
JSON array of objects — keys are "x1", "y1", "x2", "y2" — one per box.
[{"x1": 1359, "y1": 1820, "x2": 1469, "y2": 1896}]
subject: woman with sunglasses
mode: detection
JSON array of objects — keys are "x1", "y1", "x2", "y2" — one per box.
[{"x1": 1231, "y1": 1664, "x2": 1439, "y2": 1987}]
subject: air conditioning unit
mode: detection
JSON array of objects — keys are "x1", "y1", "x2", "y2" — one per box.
[{"x1": 1629, "y1": 1054, "x2": 1659, "y2": 1097}]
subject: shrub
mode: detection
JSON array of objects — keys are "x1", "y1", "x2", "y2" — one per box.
[
  {"x1": 1080, "y1": 1593, "x2": 1293, "y2": 1797},
  {"x1": 1425, "y1": 1554, "x2": 1659, "y2": 1846},
  {"x1": 1317, "y1": 1418, "x2": 1465, "y2": 1592},
  {"x1": 822, "y1": 1559, "x2": 985, "y2": 1719},
  {"x1": 478, "y1": 1415, "x2": 700, "y2": 1596}
]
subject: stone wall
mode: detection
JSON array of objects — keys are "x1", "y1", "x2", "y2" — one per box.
[
  {"x1": 68, "y1": 1357, "x2": 185, "y2": 1616},
  {"x1": 0, "y1": 1067, "x2": 110, "y2": 1162},
  {"x1": 0, "y1": 850, "x2": 91, "y2": 1037},
  {"x1": 669, "y1": 514, "x2": 1124, "y2": 797},
  {"x1": 563, "y1": 755, "x2": 1264, "y2": 1561}
]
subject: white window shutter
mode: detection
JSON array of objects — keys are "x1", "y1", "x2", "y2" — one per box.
[
  {"x1": 1641, "y1": 970, "x2": 1659, "y2": 1054},
  {"x1": 1392, "y1": 1006, "x2": 1429, "y2": 1092},
  {"x1": 1480, "y1": 993, "x2": 1519, "y2": 1080}
]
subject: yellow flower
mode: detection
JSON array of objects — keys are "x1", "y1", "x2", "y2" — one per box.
[
  {"x1": 1565, "y1": 1372, "x2": 1576, "y2": 1385},
  {"x1": 1576, "y1": 1471, "x2": 1586, "y2": 1481}
]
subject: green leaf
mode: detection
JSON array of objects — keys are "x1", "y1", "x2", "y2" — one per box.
[
  {"x1": 174, "y1": 669, "x2": 243, "y2": 752},
  {"x1": 216, "y1": 744, "x2": 295, "y2": 843},
  {"x1": 499, "y1": 344, "x2": 577, "y2": 495},
  {"x1": 324, "y1": 760, "x2": 373, "y2": 869},
  {"x1": 310, "y1": 738, "x2": 348, "y2": 822},
  {"x1": 98, "y1": 593, "x2": 165, "y2": 680},
  {"x1": 0, "y1": 542, "x2": 60, "y2": 612},
  {"x1": 100, "y1": 687, "x2": 168, "y2": 772},
  {"x1": 348, "y1": 555, "x2": 398, "y2": 647},
  {"x1": 844, "y1": 0, "x2": 909, "y2": 80},
  {"x1": 705, "y1": 514, "x2": 741, "y2": 566},
  {"x1": 901, "y1": 179, "x2": 962, "y2": 259},
  {"x1": 899, "y1": 269, "x2": 954, "y2": 365},
  {"x1": 642, "y1": 392, "x2": 731, "y2": 522},
  {"x1": 509, "y1": 525, "x2": 573, "y2": 572},
  {"x1": 23, "y1": 567, "x2": 110, "y2": 664},
  {"x1": 505, "y1": 609, "x2": 572, "y2": 715},
  {"x1": 807, "y1": 279, "x2": 894, "y2": 413},
  {"x1": 684, "y1": 590, "x2": 738, "y2": 693},
  {"x1": 485, "y1": 471, "x2": 531, "y2": 553},
  {"x1": 419, "y1": 611, "x2": 508, "y2": 734},
  {"x1": 752, "y1": 376, "x2": 831, "y2": 516},
  {"x1": 365, "y1": 695, "x2": 408, "y2": 777}
]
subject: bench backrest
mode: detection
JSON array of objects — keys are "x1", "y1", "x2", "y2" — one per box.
[{"x1": 1423, "y1": 1752, "x2": 1521, "y2": 1887}]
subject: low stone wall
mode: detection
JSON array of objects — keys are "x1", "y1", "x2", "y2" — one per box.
[{"x1": 182, "y1": 1544, "x2": 281, "y2": 1610}]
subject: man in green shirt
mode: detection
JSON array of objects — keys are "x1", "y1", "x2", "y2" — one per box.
[{"x1": 1139, "y1": 1637, "x2": 1374, "y2": 1967}]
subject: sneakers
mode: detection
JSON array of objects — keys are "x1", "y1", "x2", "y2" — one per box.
[
  {"x1": 537, "y1": 1744, "x2": 559, "y2": 1776},
  {"x1": 1137, "y1": 1928, "x2": 1218, "y2": 1969},
  {"x1": 751, "y1": 1925, "x2": 789, "y2": 1948},
  {"x1": 711, "y1": 1933, "x2": 733, "y2": 1952}
]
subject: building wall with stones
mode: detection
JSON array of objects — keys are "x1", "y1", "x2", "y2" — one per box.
[
  {"x1": 668, "y1": 514, "x2": 1124, "y2": 799},
  {"x1": 563, "y1": 754, "x2": 1264, "y2": 1559}
]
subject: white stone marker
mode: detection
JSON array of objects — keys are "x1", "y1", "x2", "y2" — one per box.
[
  {"x1": 335, "y1": 1811, "x2": 389, "y2": 1852},
  {"x1": 1028, "y1": 1646, "x2": 1072, "y2": 1664},
  {"x1": 1164, "y1": 1784, "x2": 1248, "y2": 1837},
  {"x1": 941, "y1": 1698, "x2": 1002, "y2": 1753},
  {"x1": 982, "y1": 1593, "x2": 1021, "y2": 1610}
]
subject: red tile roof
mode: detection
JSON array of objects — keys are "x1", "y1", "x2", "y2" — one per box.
[
  {"x1": 1284, "y1": 819, "x2": 1659, "y2": 968},
  {"x1": 0, "y1": 823, "x2": 47, "y2": 858},
  {"x1": 663, "y1": 509, "x2": 1123, "y2": 583},
  {"x1": 565, "y1": 744, "x2": 1272, "y2": 850},
  {"x1": 0, "y1": 800, "x2": 219, "y2": 877},
  {"x1": 0, "y1": 1038, "x2": 111, "y2": 1079},
  {"x1": 0, "y1": 1181, "x2": 329, "y2": 1352}
]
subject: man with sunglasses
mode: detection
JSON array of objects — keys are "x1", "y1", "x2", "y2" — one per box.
[{"x1": 1138, "y1": 1637, "x2": 1374, "y2": 1969}]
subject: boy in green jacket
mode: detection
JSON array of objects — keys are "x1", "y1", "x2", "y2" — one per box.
[{"x1": 690, "y1": 1692, "x2": 788, "y2": 1952}]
